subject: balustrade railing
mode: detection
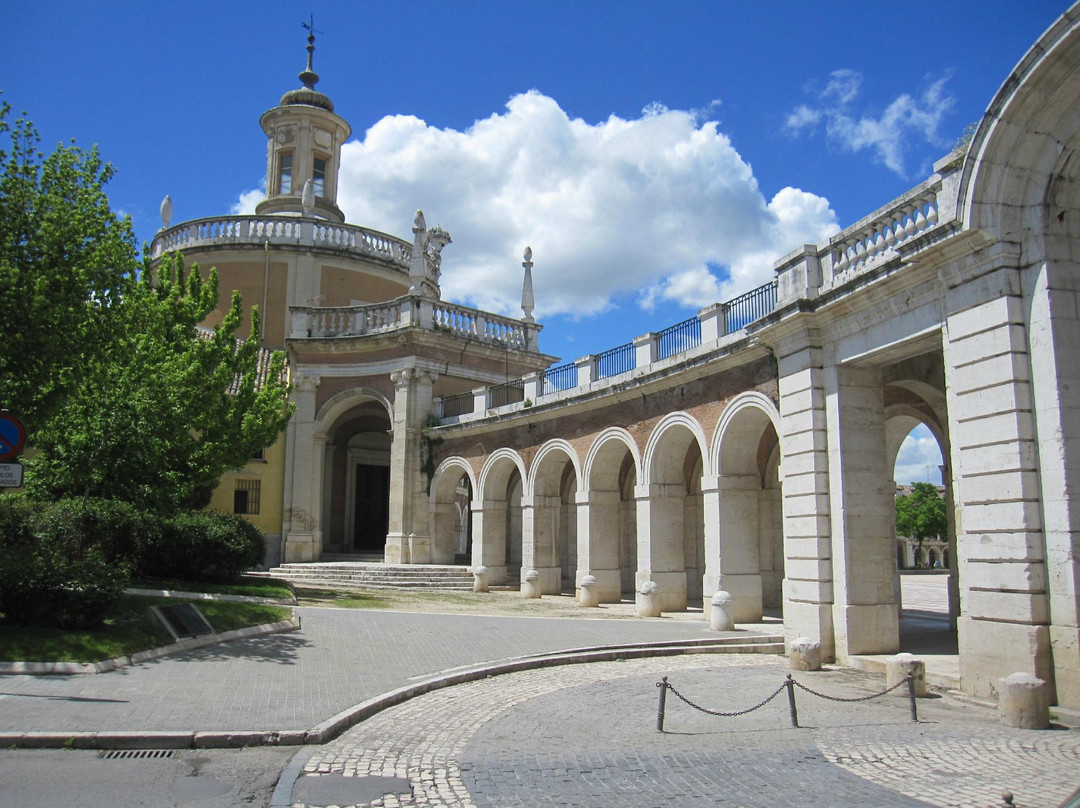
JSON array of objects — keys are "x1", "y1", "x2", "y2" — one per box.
[
  {"x1": 594, "y1": 343, "x2": 635, "y2": 380},
  {"x1": 439, "y1": 392, "x2": 475, "y2": 419},
  {"x1": 296, "y1": 299, "x2": 406, "y2": 338},
  {"x1": 826, "y1": 190, "x2": 939, "y2": 281},
  {"x1": 723, "y1": 281, "x2": 777, "y2": 332},
  {"x1": 151, "y1": 215, "x2": 414, "y2": 269},
  {"x1": 488, "y1": 379, "x2": 525, "y2": 408},
  {"x1": 656, "y1": 316, "x2": 702, "y2": 360},
  {"x1": 542, "y1": 362, "x2": 578, "y2": 395},
  {"x1": 432, "y1": 301, "x2": 530, "y2": 349}
]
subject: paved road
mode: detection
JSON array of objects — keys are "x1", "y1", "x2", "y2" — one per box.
[{"x1": 0, "y1": 607, "x2": 749, "y2": 734}]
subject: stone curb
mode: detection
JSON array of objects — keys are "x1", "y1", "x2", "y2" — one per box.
[
  {"x1": 0, "y1": 639, "x2": 779, "y2": 750},
  {"x1": 125, "y1": 587, "x2": 297, "y2": 606},
  {"x1": 0, "y1": 614, "x2": 301, "y2": 676}
]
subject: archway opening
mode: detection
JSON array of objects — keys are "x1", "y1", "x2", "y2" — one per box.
[
  {"x1": 643, "y1": 423, "x2": 704, "y2": 612},
  {"x1": 323, "y1": 399, "x2": 392, "y2": 557},
  {"x1": 431, "y1": 464, "x2": 474, "y2": 566},
  {"x1": 717, "y1": 405, "x2": 784, "y2": 622},
  {"x1": 890, "y1": 417, "x2": 958, "y2": 660}
]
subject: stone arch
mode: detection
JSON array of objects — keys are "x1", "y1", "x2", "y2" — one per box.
[
  {"x1": 430, "y1": 457, "x2": 478, "y2": 565},
  {"x1": 581, "y1": 428, "x2": 642, "y2": 601},
  {"x1": 474, "y1": 449, "x2": 527, "y2": 586},
  {"x1": 525, "y1": 440, "x2": 582, "y2": 594},
  {"x1": 959, "y1": 9, "x2": 1080, "y2": 242},
  {"x1": 638, "y1": 412, "x2": 709, "y2": 611},
  {"x1": 710, "y1": 392, "x2": 784, "y2": 622},
  {"x1": 313, "y1": 387, "x2": 394, "y2": 556}
]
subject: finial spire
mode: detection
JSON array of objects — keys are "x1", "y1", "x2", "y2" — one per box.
[
  {"x1": 521, "y1": 247, "x2": 535, "y2": 324},
  {"x1": 299, "y1": 14, "x2": 322, "y2": 89}
]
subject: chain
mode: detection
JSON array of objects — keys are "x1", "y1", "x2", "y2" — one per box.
[
  {"x1": 658, "y1": 679, "x2": 787, "y2": 717},
  {"x1": 791, "y1": 675, "x2": 911, "y2": 703}
]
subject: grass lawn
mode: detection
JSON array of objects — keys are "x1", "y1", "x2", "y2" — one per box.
[
  {"x1": 131, "y1": 575, "x2": 293, "y2": 600},
  {"x1": 293, "y1": 586, "x2": 641, "y2": 618},
  {"x1": 0, "y1": 594, "x2": 291, "y2": 663}
]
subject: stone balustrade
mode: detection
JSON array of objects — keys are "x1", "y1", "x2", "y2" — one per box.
[
  {"x1": 288, "y1": 295, "x2": 541, "y2": 351},
  {"x1": 775, "y1": 149, "x2": 964, "y2": 304},
  {"x1": 150, "y1": 214, "x2": 415, "y2": 270}
]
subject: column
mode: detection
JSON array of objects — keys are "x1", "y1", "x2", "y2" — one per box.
[
  {"x1": 826, "y1": 364, "x2": 899, "y2": 659},
  {"x1": 281, "y1": 375, "x2": 322, "y2": 562},
  {"x1": 776, "y1": 332, "x2": 835, "y2": 659},
  {"x1": 386, "y1": 367, "x2": 438, "y2": 564},
  {"x1": 942, "y1": 254, "x2": 1052, "y2": 699},
  {"x1": 635, "y1": 483, "x2": 688, "y2": 611},
  {"x1": 576, "y1": 489, "x2": 622, "y2": 601},
  {"x1": 717, "y1": 473, "x2": 764, "y2": 622},
  {"x1": 471, "y1": 499, "x2": 508, "y2": 585},
  {"x1": 521, "y1": 494, "x2": 561, "y2": 594}
]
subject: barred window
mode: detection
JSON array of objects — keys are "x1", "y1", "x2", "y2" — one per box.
[{"x1": 233, "y1": 479, "x2": 261, "y2": 515}]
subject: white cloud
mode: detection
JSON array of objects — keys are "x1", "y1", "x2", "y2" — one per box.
[
  {"x1": 235, "y1": 91, "x2": 839, "y2": 319},
  {"x1": 894, "y1": 424, "x2": 944, "y2": 485},
  {"x1": 231, "y1": 185, "x2": 264, "y2": 215},
  {"x1": 785, "y1": 70, "x2": 954, "y2": 178}
]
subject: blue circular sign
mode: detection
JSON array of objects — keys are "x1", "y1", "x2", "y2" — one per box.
[{"x1": 0, "y1": 412, "x2": 27, "y2": 462}]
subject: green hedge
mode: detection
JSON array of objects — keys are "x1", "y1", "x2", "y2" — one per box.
[
  {"x1": 0, "y1": 496, "x2": 267, "y2": 628},
  {"x1": 0, "y1": 497, "x2": 130, "y2": 629}
]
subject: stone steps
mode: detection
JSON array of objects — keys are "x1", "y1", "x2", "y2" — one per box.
[{"x1": 263, "y1": 562, "x2": 476, "y2": 591}]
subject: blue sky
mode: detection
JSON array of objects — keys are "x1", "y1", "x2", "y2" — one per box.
[{"x1": 4, "y1": 0, "x2": 1071, "y2": 484}]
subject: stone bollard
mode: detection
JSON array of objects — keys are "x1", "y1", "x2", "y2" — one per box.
[
  {"x1": 709, "y1": 590, "x2": 734, "y2": 631},
  {"x1": 998, "y1": 672, "x2": 1050, "y2": 729},
  {"x1": 472, "y1": 566, "x2": 488, "y2": 594},
  {"x1": 886, "y1": 653, "x2": 927, "y2": 697},
  {"x1": 637, "y1": 581, "x2": 661, "y2": 617},
  {"x1": 789, "y1": 637, "x2": 821, "y2": 671},
  {"x1": 521, "y1": 569, "x2": 541, "y2": 599},
  {"x1": 579, "y1": 575, "x2": 599, "y2": 608}
]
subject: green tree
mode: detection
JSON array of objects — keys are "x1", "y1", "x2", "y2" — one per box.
[
  {"x1": 0, "y1": 101, "x2": 139, "y2": 426},
  {"x1": 895, "y1": 482, "x2": 947, "y2": 567},
  {"x1": 26, "y1": 252, "x2": 293, "y2": 513}
]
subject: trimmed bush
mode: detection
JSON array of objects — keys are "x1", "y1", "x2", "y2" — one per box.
[
  {"x1": 0, "y1": 496, "x2": 130, "y2": 629},
  {"x1": 142, "y1": 510, "x2": 267, "y2": 581}
]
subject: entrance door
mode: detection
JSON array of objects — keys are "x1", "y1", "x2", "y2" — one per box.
[{"x1": 354, "y1": 464, "x2": 390, "y2": 553}]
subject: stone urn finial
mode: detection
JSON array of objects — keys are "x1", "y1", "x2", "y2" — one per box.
[
  {"x1": 160, "y1": 194, "x2": 173, "y2": 230},
  {"x1": 301, "y1": 179, "x2": 315, "y2": 216}
]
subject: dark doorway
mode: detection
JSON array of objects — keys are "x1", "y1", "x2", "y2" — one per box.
[{"x1": 354, "y1": 464, "x2": 390, "y2": 552}]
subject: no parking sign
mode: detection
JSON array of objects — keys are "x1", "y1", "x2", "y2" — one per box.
[{"x1": 0, "y1": 411, "x2": 27, "y2": 488}]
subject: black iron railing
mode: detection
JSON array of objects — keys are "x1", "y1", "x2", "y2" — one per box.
[
  {"x1": 542, "y1": 362, "x2": 578, "y2": 395},
  {"x1": 656, "y1": 316, "x2": 702, "y2": 360},
  {"x1": 723, "y1": 280, "x2": 777, "y2": 332},
  {"x1": 594, "y1": 343, "x2": 635, "y2": 380},
  {"x1": 487, "y1": 379, "x2": 525, "y2": 408},
  {"x1": 439, "y1": 392, "x2": 475, "y2": 418}
]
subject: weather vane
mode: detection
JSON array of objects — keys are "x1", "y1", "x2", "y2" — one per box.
[{"x1": 301, "y1": 14, "x2": 322, "y2": 39}]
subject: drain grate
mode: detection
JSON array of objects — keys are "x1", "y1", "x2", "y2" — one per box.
[{"x1": 98, "y1": 749, "x2": 175, "y2": 760}]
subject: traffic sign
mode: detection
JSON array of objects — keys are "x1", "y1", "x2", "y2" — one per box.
[
  {"x1": 0, "y1": 411, "x2": 26, "y2": 462},
  {"x1": 0, "y1": 463, "x2": 23, "y2": 488}
]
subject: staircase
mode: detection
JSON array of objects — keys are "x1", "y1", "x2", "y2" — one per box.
[{"x1": 263, "y1": 561, "x2": 476, "y2": 591}]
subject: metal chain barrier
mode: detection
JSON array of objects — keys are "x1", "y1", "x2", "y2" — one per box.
[
  {"x1": 791, "y1": 674, "x2": 910, "y2": 703},
  {"x1": 656, "y1": 672, "x2": 918, "y2": 731},
  {"x1": 659, "y1": 676, "x2": 787, "y2": 718}
]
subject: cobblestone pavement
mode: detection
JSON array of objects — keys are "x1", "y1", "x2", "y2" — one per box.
[{"x1": 296, "y1": 655, "x2": 1080, "y2": 808}]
